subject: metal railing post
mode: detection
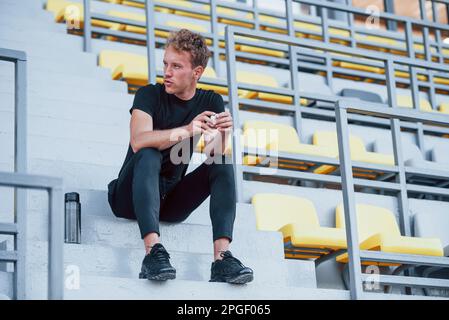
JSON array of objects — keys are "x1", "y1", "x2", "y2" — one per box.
[
  {"x1": 83, "y1": 0, "x2": 91, "y2": 52},
  {"x1": 145, "y1": 0, "x2": 157, "y2": 84}
]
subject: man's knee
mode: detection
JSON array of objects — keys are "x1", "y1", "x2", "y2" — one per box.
[
  {"x1": 208, "y1": 162, "x2": 235, "y2": 181},
  {"x1": 135, "y1": 147, "x2": 162, "y2": 164}
]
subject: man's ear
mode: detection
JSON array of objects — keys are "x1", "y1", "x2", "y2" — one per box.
[{"x1": 193, "y1": 65, "x2": 204, "y2": 81}]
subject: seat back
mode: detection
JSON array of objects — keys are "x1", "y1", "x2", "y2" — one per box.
[
  {"x1": 414, "y1": 210, "x2": 449, "y2": 250},
  {"x1": 336, "y1": 203, "x2": 401, "y2": 241},
  {"x1": 397, "y1": 95, "x2": 433, "y2": 112},
  {"x1": 340, "y1": 88, "x2": 383, "y2": 103},
  {"x1": 313, "y1": 131, "x2": 366, "y2": 156},
  {"x1": 252, "y1": 193, "x2": 320, "y2": 231},
  {"x1": 439, "y1": 102, "x2": 449, "y2": 114},
  {"x1": 242, "y1": 120, "x2": 300, "y2": 151},
  {"x1": 99, "y1": 50, "x2": 147, "y2": 72}
]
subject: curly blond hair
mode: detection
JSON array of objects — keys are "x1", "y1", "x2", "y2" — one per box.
[{"x1": 165, "y1": 29, "x2": 211, "y2": 68}]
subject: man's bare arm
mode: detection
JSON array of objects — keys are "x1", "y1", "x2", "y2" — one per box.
[{"x1": 130, "y1": 109, "x2": 215, "y2": 153}]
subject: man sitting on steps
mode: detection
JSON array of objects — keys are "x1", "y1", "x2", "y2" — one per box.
[{"x1": 107, "y1": 29, "x2": 254, "y2": 284}]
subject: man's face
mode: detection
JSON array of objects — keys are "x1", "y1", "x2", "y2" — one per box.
[{"x1": 163, "y1": 46, "x2": 203, "y2": 95}]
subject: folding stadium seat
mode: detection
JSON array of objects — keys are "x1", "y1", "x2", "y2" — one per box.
[
  {"x1": 200, "y1": 5, "x2": 253, "y2": 28},
  {"x1": 339, "y1": 88, "x2": 383, "y2": 104},
  {"x1": 335, "y1": 203, "x2": 444, "y2": 266},
  {"x1": 261, "y1": 18, "x2": 350, "y2": 43},
  {"x1": 252, "y1": 193, "x2": 347, "y2": 260},
  {"x1": 99, "y1": 50, "x2": 217, "y2": 88},
  {"x1": 236, "y1": 71, "x2": 308, "y2": 105},
  {"x1": 312, "y1": 131, "x2": 395, "y2": 178},
  {"x1": 439, "y1": 103, "x2": 449, "y2": 114},
  {"x1": 396, "y1": 95, "x2": 433, "y2": 113},
  {"x1": 404, "y1": 144, "x2": 449, "y2": 173},
  {"x1": 46, "y1": 0, "x2": 117, "y2": 29},
  {"x1": 217, "y1": 31, "x2": 286, "y2": 58},
  {"x1": 241, "y1": 120, "x2": 337, "y2": 169},
  {"x1": 108, "y1": 0, "x2": 197, "y2": 13},
  {"x1": 356, "y1": 34, "x2": 400, "y2": 49},
  {"x1": 414, "y1": 210, "x2": 449, "y2": 289}
]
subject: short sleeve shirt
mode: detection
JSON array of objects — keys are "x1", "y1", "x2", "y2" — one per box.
[{"x1": 118, "y1": 83, "x2": 225, "y2": 184}]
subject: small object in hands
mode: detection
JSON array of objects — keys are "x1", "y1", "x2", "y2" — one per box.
[{"x1": 210, "y1": 114, "x2": 217, "y2": 127}]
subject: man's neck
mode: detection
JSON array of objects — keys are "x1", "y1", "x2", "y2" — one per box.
[{"x1": 174, "y1": 85, "x2": 196, "y2": 101}]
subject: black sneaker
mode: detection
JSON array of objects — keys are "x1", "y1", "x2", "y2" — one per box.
[
  {"x1": 209, "y1": 251, "x2": 254, "y2": 284},
  {"x1": 139, "y1": 243, "x2": 176, "y2": 281}
]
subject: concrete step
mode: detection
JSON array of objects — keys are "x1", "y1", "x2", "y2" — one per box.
[
  {"x1": 24, "y1": 190, "x2": 257, "y2": 231},
  {"x1": 0, "y1": 89, "x2": 129, "y2": 117},
  {"x1": 0, "y1": 158, "x2": 119, "y2": 191},
  {"x1": 0, "y1": 153, "x2": 206, "y2": 194},
  {"x1": 0, "y1": 50, "x2": 108, "y2": 80},
  {"x1": 0, "y1": 16, "x2": 67, "y2": 34},
  {"x1": 0, "y1": 134, "x2": 129, "y2": 168},
  {"x1": 0, "y1": 3, "x2": 55, "y2": 21},
  {"x1": 0, "y1": 71, "x2": 127, "y2": 93},
  {"x1": 0, "y1": 75, "x2": 128, "y2": 97},
  {"x1": 0, "y1": 58, "x2": 112, "y2": 84},
  {"x1": 27, "y1": 272, "x2": 346, "y2": 300},
  {"x1": 0, "y1": 271, "x2": 13, "y2": 300},
  {"x1": 0, "y1": 89, "x2": 134, "y2": 112},
  {"x1": 26, "y1": 210, "x2": 284, "y2": 260},
  {"x1": 0, "y1": 29, "x2": 83, "y2": 53},
  {"x1": 0, "y1": 53, "x2": 98, "y2": 77},
  {"x1": 0, "y1": 48, "x2": 97, "y2": 70},
  {"x1": 0, "y1": 112, "x2": 129, "y2": 146},
  {"x1": 1, "y1": 0, "x2": 46, "y2": 11},
  {"x1": 26, "y1": 240, "x2": 315, "y2": 288}
]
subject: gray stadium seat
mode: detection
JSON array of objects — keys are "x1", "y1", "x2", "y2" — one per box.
[{"x1": 340, "y1": 88, "x2": 383, "y2": 104}]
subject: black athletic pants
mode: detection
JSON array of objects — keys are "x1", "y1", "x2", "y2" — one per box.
[{"x1": 107, "y1": 147, "x2": 236, "y2": 242}]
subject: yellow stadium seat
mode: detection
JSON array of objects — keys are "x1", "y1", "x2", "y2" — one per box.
[
  {"x1": 242, "y1": 121, "x2": 337, "y2": 169},
  {"x1": 99, "y1": 50, "x2": 218, "y2": 88},
  {"x1": 355, "y1": 34, "x2": 399, "y2": 47},
  {"x1": 236, "y1": 71, "x2": 307, "y2": 105},
  {"x1": 199, "y1": 5, "x2": 252, "y2": 28},
  {"x1": 99, "y1": 50, "x2": 148, "y2": 86},
  {"x1": 335, "y1": 203, "x2": 444, "y2": 266},
  {"x1": 439, "y1": 103, "x2": 449, "y2": 114},
  {"x1": 313, "y1": 131, "x2": 394, "y2": 177},
  {"x1": 396, "y1": 95, "x2": 433, "y2": 112},
  {"x1": 252, "y1": 194, "x2": 347, "y2": 259},
  {"x1": 47, "y1": 0, "x2": 116, "y2": 29},
  {"x1": 217, "y1": 32, "x2": 285, "y2": 58},
  {"x1": 333, "y1": 61, "x2": 382, "y2": 74}
]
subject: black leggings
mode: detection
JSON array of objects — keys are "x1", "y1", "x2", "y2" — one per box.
[{"x1": 108, "y1": 147, "x2": 236, "y2": 242}]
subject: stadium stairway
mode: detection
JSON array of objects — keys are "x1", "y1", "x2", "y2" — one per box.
[
  {"x1": 0, "y1": 0, "x2": 324, "y2": 300},
  {"x1": 0, "y1": 0, "x2": 447, "y2": 300}
]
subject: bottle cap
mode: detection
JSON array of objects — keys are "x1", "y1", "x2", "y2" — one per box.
[{"x1": 65, "y1": 192, "x2": 80, "y2": 202}]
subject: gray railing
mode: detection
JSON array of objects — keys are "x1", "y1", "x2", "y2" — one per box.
[
  {"x1": 79, "y1": 0, "x2": 449, "y2": 139},
  {"x1": 224, "y1": 23, "x2": 449, "y2": 299},
  {"x1": 0, "y1": 48, "x2": 64, "y2": 300},
  {"x1": 335, "y1": 98, "x2": 449, "y2": 299}
]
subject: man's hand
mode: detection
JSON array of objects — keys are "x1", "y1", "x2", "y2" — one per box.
[
  {"x1": 186, "y1": 111, "x2": 216, "y2": 137},
  {"x1": 212, "y1": 111, "x2": 233, "y2": 132}
]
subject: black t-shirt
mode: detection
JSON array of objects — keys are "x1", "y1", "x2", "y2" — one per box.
[{"x1": 117, "y1": 83, "x2": 225, "y2": 185}]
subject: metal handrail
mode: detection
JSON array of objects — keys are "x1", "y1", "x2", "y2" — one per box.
[{"x1": 0, "y1": 48, "x2": 64, "y2": 300}]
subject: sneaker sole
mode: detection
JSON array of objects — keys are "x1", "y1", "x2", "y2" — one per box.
[
  {"x1": 227, "y1": 273, "x2": 254, "y2": 284},
  {"x1": 210, "y1": 273, "x2": 254, "y2": 284},
  {"x1": 140, "y1": 272, "x2": 176, "y2": 281}
]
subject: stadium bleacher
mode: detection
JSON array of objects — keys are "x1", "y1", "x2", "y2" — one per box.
[{"x1": 1, "y1": 0, "x2": 449, "y2": 300}]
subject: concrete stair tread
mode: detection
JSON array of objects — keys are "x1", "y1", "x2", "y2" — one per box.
[
  {"x1": 29, "y1": 273, "x2": 348, "y2": 300},
  {"x1": 27, "y1": 240, "x2": 314, "y2": 287},
  {"x1": 0, "y1": 91, "x2": 134, "y2": 110},
  {"x1": 0, "y1": 72, "x2": 127, "y2": 93}
]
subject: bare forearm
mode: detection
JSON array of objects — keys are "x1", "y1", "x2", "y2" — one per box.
[
  {"x1": 132, "y1": 125, "x2": 190, "y2": 152},
  {"x1": 204, "y1": 129, "x2": 231, "y2": 156}
]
